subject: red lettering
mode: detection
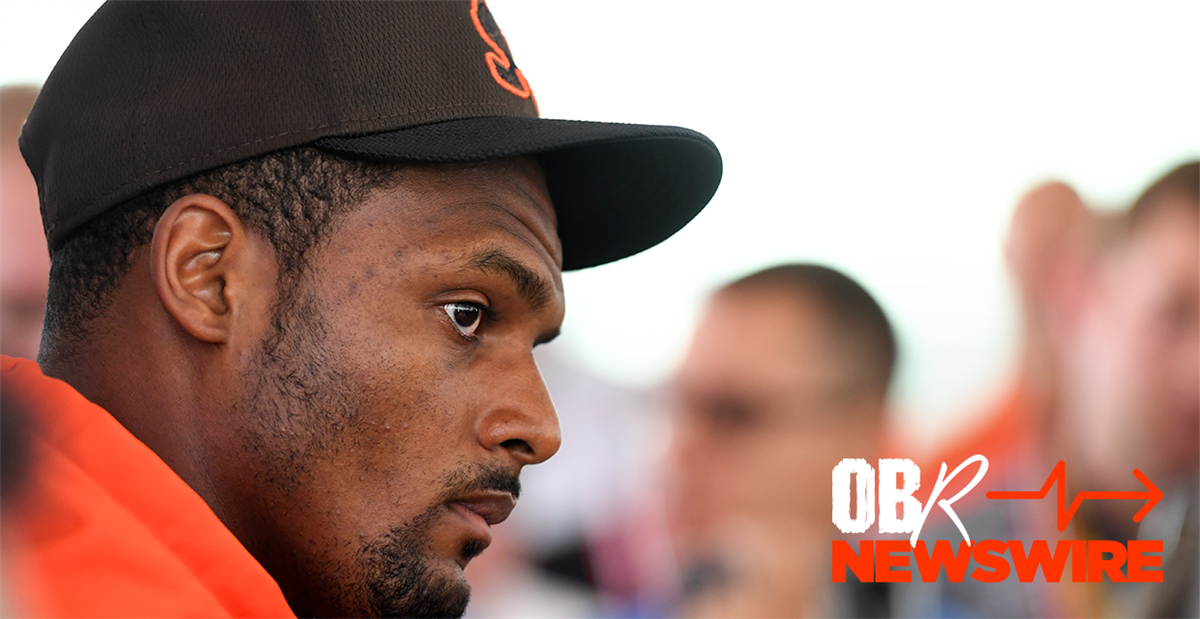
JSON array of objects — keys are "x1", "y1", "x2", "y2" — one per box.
[
  {"x1": 913, "y1": 540, "x2": 972, "y2": 583},
  {"x1": 832, "y1": 540, "x2": 875, "y2": 583},
  {"x1": 833, "y1": 538, "x2": 1159, "y2": 585},
  {"x1": 1127, "y1": 540, "x2": 1163, "y2": 583},
  {"x1": 875, "y1": 540, "x2": 912, "y2": 583},
  {"x1": 1070, "y1": 540, "x2": 1087, "y2": 582},
  {"x1": 971, "y1": 539, "x2": 1010, "y2": 582},
  {"x1": 1008, "y1": 540, "x2": 1071, "y2": 583},
  {"x1": 1087, "y1": 540, "x2": 1127, "y2": 582}
]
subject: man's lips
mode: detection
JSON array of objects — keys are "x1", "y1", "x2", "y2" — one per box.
[{"x1": 450, "y1": 491, "x2": 516, "y2": 526}]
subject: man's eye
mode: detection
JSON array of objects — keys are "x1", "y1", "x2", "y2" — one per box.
[
  {"x1": 443, "y1": 302, "x2": 484, "y2": 338},
  {"x1": 702, "y1": 399, "x2": 761, "y2": 432}
]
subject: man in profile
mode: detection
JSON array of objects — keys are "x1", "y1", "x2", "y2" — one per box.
[
  {"x1": 667, "y1": 264, "x2": 896, "y2": 618},
  {"x1": 2, "y1": 2, "x2": 720, "y2": 617}
]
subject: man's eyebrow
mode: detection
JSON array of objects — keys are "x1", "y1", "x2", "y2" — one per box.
[{"x1": 464, "y1": 249, "x2": 555, "y2": 311}]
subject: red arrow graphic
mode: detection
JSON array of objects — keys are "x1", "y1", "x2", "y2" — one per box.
[{"x1": 985, "y1": 461, "x2": 1162, "y2": 531}]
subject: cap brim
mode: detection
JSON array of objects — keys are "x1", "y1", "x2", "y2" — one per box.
[{"x1": 313, "y1": 116, "x2": 722, "y2": 270}]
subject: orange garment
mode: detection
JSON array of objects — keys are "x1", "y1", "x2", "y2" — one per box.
[
  {"x1": 922, "y1": 383, "x2": 1032, "y2": 479},
  {"x1": 881, "y1": 383, "x2": 1034, "y2": 510},
  {"x1": 1, "y1": 356, "x2": 295, "y2": 618}
]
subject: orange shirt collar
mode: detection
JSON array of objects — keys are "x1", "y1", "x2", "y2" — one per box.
[{"x1": 2, "y1": 355, "x2": 295, "y2": 618}]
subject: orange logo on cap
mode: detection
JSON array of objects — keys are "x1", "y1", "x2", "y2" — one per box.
[{"x1": 471, "y1": 0, "x2": 537, "y2": 112}]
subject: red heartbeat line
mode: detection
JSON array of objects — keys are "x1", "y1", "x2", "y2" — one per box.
[{"x1": 985, "y1": 461, "x2": 1162, "y2": 531}]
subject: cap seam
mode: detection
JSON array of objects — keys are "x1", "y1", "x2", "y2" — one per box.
[{"x1": 309, "y1": 3, "x2": 354, "y2": 128}]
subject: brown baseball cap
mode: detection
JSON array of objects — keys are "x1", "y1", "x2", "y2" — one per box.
[{"x1": 19, "y1": 1, "x2": 722, "y2": 270}]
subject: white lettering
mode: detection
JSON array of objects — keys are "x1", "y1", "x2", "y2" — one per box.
[
  {"x1": 832, "y1": 458, "x2": 876, "y2": 534},
  {"x1": 878, "y1": 458, "x2": 922, "y2": 533},
  {"x1": 908, "y1": 455, "x2": 988, "y2": 547}
]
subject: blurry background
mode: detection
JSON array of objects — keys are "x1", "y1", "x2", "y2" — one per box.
[{"x1": 2, "y1": 1, "x2": 1198, "y2": 616}]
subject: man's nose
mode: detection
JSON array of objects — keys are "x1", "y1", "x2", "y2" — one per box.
[
  {"x1": 670, "y1": 411, "x2": 708, "y2": 470},
  {"x1": 475, "y1": 353, "x2": 561, "y2": 466}
]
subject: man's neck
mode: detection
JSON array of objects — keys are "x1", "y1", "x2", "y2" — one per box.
[{"x1": 38, "y1": 314, "x2": 231, "y2": 529}]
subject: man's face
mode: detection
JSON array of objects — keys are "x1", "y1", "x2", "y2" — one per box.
[
  {"x1": 228, "y1": 158, "x2": 564, "y2": 617},
  {"x1": 668, "y1": 290, "x2": 881, "y2": 553},
  {"x1": 1065, "y1": 200, "x2": 1200, "y2": 491}
]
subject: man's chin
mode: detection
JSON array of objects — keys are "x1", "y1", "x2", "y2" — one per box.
[
  {"x1": 357, "y1": 463, "x2": 519, "y2": 616},
  {"x1": 414, "y1": 506, "x2": 482, "y2": 574},
  {"x1": 366, "y1": 558, "x2": 472, "y2": 618},
  {"x1": 360, "y1": 518, "x2": 474, "y2": 618}
]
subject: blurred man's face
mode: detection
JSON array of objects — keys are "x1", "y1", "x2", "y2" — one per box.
[
  {"x1": 1066, "y1": 200, "x2": 1200, "y2": 491},
  {"x1": 0, "y1": 145, "x2": 50, "y2": 360},
  {"x1": 669, "y1": 289, "x2": 881, "y2": 549},
  {"x1": 229, "y1": 159, "x2": 565, "y2": 618}
]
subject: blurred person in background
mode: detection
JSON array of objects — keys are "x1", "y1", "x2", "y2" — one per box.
[
  {"x1": 891, "y1": 179, "x2": 1109, "y2": 618},
  {"x1": 922, "y1": 181, "x2": 1101, "y2": 477},
  {"x1": 897, "y1": 162, "x2": 1199, "y2": 618},
  {"x1": 1062, "y1": 161, "x2": 1199, "y2": 518},
  {"x1": 1060, "y1": 160, "x2": 1199, "y2": 618},
  {"x1": 667, "y1": 264, "x2": 897, "y2": 618},
  {"x1": 1, "y1": 85, "x2": 49, "y2": 360},
  {"x1": 0, "y1": 84, "x2": 48, "y2": 618}
]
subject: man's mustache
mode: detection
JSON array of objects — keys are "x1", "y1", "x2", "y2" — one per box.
[{"x1": 441, "y1": 462, "x2": 521, "y2": 502}]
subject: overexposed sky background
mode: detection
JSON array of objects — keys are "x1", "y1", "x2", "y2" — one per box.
[{"x1": 3, "y1": 0, "x2": 1198, "y2": 448}]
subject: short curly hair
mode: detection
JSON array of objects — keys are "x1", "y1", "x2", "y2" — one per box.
[{"x1": 42, "y1": 146, "x2": 403, "y2": 358}]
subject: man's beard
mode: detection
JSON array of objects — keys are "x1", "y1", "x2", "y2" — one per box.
[
  {"x1": 237, "y1": 284, "x2": 520, "y2": 618},
  {"x1": 360, "y1": 464, "x2": 521, "y2": 618},
  {"x1": 356, "y1": 496, "x2": 472, "y2": 618}
]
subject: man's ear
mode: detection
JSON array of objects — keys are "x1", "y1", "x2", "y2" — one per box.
[{"x1": 150, "y1": 194, "x2": 270, "y2": 344}]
